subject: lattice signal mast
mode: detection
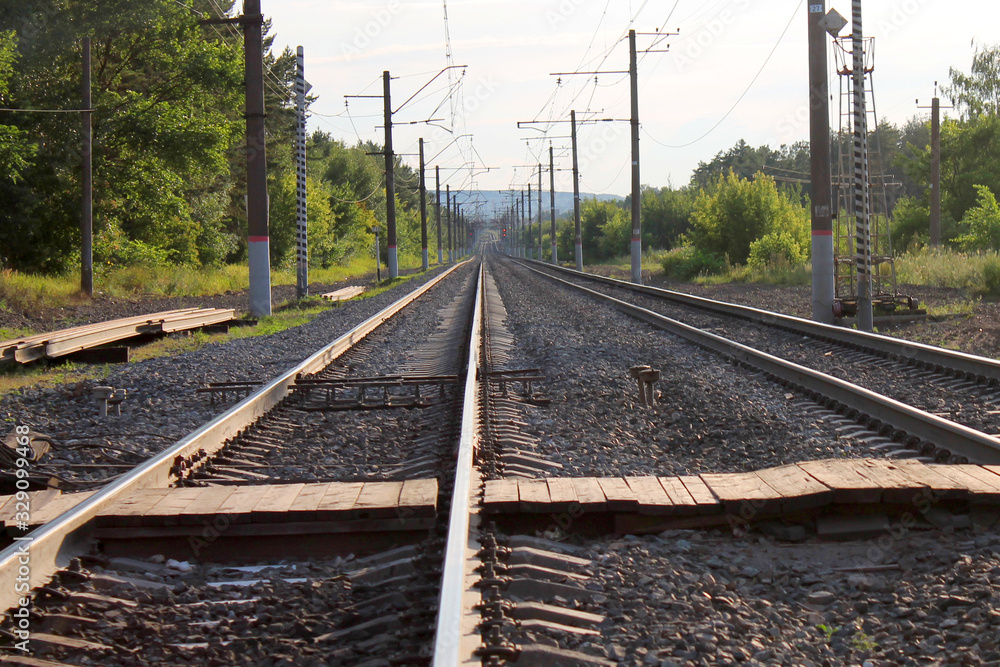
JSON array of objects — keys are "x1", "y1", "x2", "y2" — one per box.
[{"x1": 831, "y1": 2, "x2": 915, "y2": 325}]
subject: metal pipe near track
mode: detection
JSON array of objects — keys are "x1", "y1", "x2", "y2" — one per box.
[
  {"x1": 519, "y1": 259, "x2": 1000, "y2": 385},
  {"x1": 0, "y1": 263, "x2": 468, "y2": 615},
  {"x1": 433, "y1": 264, "x2": 483, "y2": 665},
  {"x1": 521, "y1": 263, "x2": 1000, "y2": 464}
]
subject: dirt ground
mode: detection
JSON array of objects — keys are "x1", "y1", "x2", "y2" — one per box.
[{"x1": 3, "y1": 267, "x2": 999, "y2": 361}]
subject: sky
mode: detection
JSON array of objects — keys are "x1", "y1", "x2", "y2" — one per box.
[{"x1": 256, "y1": 0, "x2": 998, "y2": 202}]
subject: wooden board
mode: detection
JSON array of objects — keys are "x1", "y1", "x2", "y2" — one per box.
[
  {"x1": 546, "y1": 478, "x2": 579, "y2": 512},
  {"x1": 140, "y1": 488, "x2": 213, "y2": 527},
  {"x1": 700, "y1": 471, "x2": 784, "y2": 514},
  {"x1": 483, "y1": 479, "x2": 519, "y2": 513},
  {"x1": 285, "y1": 483, "x2": 333, "y2": 521},
  {"x1": 215, "y1": 485, "x2": 272, "y2": 524},
  {"x1": 927, "y1": 465, "x2": 1000, "y2": 501},
  {"x1": 624, "y1": 476, "x2": 674, "y2": 516},
  {"x1": 569, "y1": 478, "x2": 608, "y2": 512},
  {"x1": 314, "y1": 482, "x2": 365, "y2": 520},
  {"x1": 851, "y1": 459, "x2": 928, "y2": 503},
  {"x1": 175, "y1": 486, "x2": 236, "y2": 526},
  {"x1": 351, "y1": 481, "x2": 404, "y2": 519},
  {"x1": 886, "y1": 459, "x2": 969, "y2": 500},
  {"x1": 595, "y1": 477, "x2": 638, "y2": 512},
  {"x1": 250, "y1": 483, "x2": 306, "y2": 523},
  {"x1": 796, "y1": 460, "x2": 883, "y2": 504},
  {"x1": 657, "y1": 477, "x2": 699, "y2": 514},
  {"x1": 397, "y1": 479, "x2": 438, "y2": 518},
  {"x1": 97, "y1": 489, "x2": 172, "y2": 528},
  {"x1": 678, "y1": 476, "x2": 721, "y2": 511},
  {"x1": 754, "y1": 464, "x2": 833, "y2": 512},
  {"x1": 518, "y1": 479, "x2": 552, "y2": 512}
]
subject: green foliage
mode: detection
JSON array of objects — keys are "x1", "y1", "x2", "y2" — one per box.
[
  {"x1": 954, "y1": 185, "x2": 1000, "y2": 251},
  {"x1": 640, "y1": 186, "x2": 694, "y2": 250},
  {"x1": 943, "y1": 42, "x2": 1000, "y2": 120},
  {"x1": 689, "y1": 170, "x2": 809, "y2": 265},
  {"x1": 580, "y1": 198, "x2": 630, "y2": 262},
  {"x1": 660, "y1": 245, "x2": 727, "y2": 281},
  {"x1": 982, "y1": 256, "x2": 1000, "y2": 296},
  {"x1": 747, "y1": 231, "x2": 806, "y2": 270}
]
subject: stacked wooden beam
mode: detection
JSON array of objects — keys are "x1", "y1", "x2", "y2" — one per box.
[
  {"x1": 0, "y1": 308, "x2": 236, "y2": 364},
  {"x1": 320, "y1": 286, "x2": 365, "y2": 302}
]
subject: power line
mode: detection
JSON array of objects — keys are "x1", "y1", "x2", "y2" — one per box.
[{"x1": 643, "y1": 0, "x2": 803, "y2": 149}]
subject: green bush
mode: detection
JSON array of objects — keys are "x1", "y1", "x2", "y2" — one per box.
[
  {"x1": 660, "y1": 245, "x2": 727, "y2": 281},
  {"x1": 982, "y1": 255, "x2": 1000, "y2": 296},
  {"x1": 954, "y1": 185, "x2": 1000, "y2": 251},
  {"x1": 747, "y1": 231, "x2": 806, "y2": 270}
]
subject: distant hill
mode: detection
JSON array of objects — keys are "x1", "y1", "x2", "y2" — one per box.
[{"x1": 447, "y1": 190, "x2": 624, "y2": 220}]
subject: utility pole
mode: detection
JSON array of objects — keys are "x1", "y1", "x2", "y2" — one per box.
[
  {"x1": 571, "y1": 110, "x2": 583, "y2": 271},
  {"x1": 918, "y1": 87, "x2": 949, "y2": 247},
  {"x1": 808, "y1": 2, "x2": 835, "y2": 324},
  {"x1": 549, "y1": 145, "x2": 557, "y2": 264},
  {"x1": 628, "y1": 29, "x2": 642, "y2": 284},
  {"x1": 436, "y1": 166, "x2": 442, "y2": 264},
  {"x1": 383, "y1": 71, "x2": 398, "y2": 279},
  {"x1": 245, "y1": 0, "x2": 271, "y2": 316},
  {"x1": 527, "y1": 183, "x2": 533, "y2": 260},
  {"x1": 446, "y1": 185, "x2": 452, "y2": 263},
  {"x1": 851, "y1": 0, "x2": 873, "y2": 331},
  {"x1": 294, "y1": 46, "x2": 308, "y2": 298},
  {"x1": 419, "y1": 138, "x2": 428, "y2": 270},
  {"x1": 81, "y1": 37, "x2": 93, "y2": 298},
  {"x1": 537, "y1": 164, "x2": 543, "y2": 260}
]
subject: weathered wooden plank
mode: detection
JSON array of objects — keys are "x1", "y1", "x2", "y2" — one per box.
[
  {"x1": 250, "y1": 483, "x2": 306, "y2": 523},
  {"x1": 141, "y1": 488, "x2": 212, "y2": 527},
  {"x1": 314, "y1": 482, "x2": 365, "y2": 519},
  {"x1": 754, "y1": 464, "x2": 833, "y2": 511},
  {"x1": 483, "y1": 479, "x2": 520, "y2": 513},
  {"x1": 397, "y1": 478, "x2": 438, "y2": 518},
  {"x1": 700, "y1": 471, "x2": 783, "y2": 515},
  {"x1": 546, "y1": 478, "x2": 579, "y2": 512},
  {"x1": 569, "y1": 478, "x2": 608, "y2": 512},
  {"x1": 216, "y1": 485, "x2": 271, "y2": 524},
  {"x1": 852, "y1": 459, "x2": 928, "y2": 503},
  {"x1": 98, "y1": 489, "x2": 172, "y2": 528},
  {"x1": 796, "y1": 460, "x2": 883, "y2": 504},
  {"x1": 678, "y1": 476, "x2": 721, "y2": 511},
  {"x1": 657, "y1": 477, "x2": 697, "y2": 510},
  {"x1": 881, "y1": 459, "x2": 969, "y2": 500},
  {"x1": 596, "y1": 477, "x2": 638, "y2": 512},
  {"x1": 624, "y1": 476, "x2": 674, "y2": 516},
  {"x1": 285, "y1": 483, "x2": 332, "y2": 521},
  {"x1": 175, "y1": 486, "x2": 237, "y2": 526},
  {"x1": 928, "y1": 465, "x2": 1000, "y2": 501},
  {"x1": 351, "y1": 481, "x2": 404, "y2": 519},
  {"x1": 518, "y1": 479, "x2": 552, "y2": 512}
]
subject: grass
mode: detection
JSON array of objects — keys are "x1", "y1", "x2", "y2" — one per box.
[
  {"x1": 895, "y1": 247, "x2": 1000, "y2": 295},
  {"x1": 0, "y1": 264, "x2": 436, "y2": 396}
]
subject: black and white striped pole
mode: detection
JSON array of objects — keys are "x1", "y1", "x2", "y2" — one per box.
[
  {"x1": 852, "y1": 0, "x2": 873, "y2": 331},
  {"x1": 436, "y1": 166, "x2": 443, "y2": 264},
  {"x1": 419, "y1": 138, "x2": 428, "y2": 271},
  {"x1": 294, "y1": 46, "x2": 308, "y2": 298}
]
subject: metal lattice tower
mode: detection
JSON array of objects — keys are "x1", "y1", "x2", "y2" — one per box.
[{"x1": 832, "y1": 33, "x2": 910, "y2": 316}]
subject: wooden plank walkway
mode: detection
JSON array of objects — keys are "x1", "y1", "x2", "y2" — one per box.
[
  {"x1": 483, "y1": 458, "x2": 1000, "y2": 518},
  {"x1": 0, "y1": 480, "x2": 437, "y2": 534},
  {"x1": 0, "y1": 308, "x2": 237, "y2": 364}
]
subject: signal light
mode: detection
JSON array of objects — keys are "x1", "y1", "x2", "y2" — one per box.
[{"x1": 502, "y1": 228, "x2": 507, "y2": 237}]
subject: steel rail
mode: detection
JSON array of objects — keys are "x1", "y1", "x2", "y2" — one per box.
[
  {"x1": 520, "y1": 259, "x2": 1000, "y2": 384},
  {"x1": 433, "y1": 263, "x2": 483, "y2": 666},
  {"x1": 521, "y1": 263, "x2": 1000, "y2": 465},
  {"x1": 0, "y1": 263, "x2": 468, "y2": 614}
]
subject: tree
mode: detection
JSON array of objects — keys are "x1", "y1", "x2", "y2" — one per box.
[
  {"x1": 953, "y1": 185, "x2": 1000, "y2": 251},
  {"x1": 943, "y1": 42, "x2": 1000, "y2": 120},
  {"x1": 579, "y1": 199, "x2": 629, "y2": 261},
  {"x1": 689, "y1": 170, "x2": 809, "y2": 265},
  {"x1": 640, "y1": 186, "x2": 694, "y2": 251}
]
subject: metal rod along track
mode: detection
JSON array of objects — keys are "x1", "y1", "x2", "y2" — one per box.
[{"x1": 0, "y1": 263, "x2": 468, "y2": 614}]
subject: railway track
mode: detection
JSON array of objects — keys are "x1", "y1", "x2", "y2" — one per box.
[
  {"x1": 513, "y1": 255, "x2": 1000, "y2": 465},
  {"x1": 1, "y1": 251, "x2": 1000, "y2": 665}
]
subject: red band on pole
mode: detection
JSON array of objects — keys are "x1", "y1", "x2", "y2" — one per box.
[
  {"x1": 249, "y1": 236, "x2": 270, "y2": 242},
  {"x1": 811, "y1": 230, "x2": 834, "y2": 236}
]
